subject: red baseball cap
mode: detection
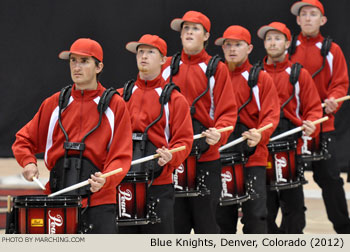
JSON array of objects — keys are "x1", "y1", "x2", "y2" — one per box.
[
  {"x1": 257, "y1": 22, "x2": 292, "y2": 41},
  {"x1": 126, "y1": 34, "x2": 167, "y2": 56},
  {"x1": 170, "y1": 11, "x2": 211, "y2": 32},
  {"x1": 59, "y1": 38, "x2": 103, "y2": 62},
  {"x1": 215, "y1": 25, "x2": 251, "y2": 46},
  {"x1": 291, "y1": 0, "x2": 324, "y2": 16}
]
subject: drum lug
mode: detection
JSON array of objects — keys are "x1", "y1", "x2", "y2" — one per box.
[
  {"x1": 147, "y1": 197, "x2": 161, "y2": 224},
  {"x1": 196, "y1": 170, "x2": 210, "y2": 196}
]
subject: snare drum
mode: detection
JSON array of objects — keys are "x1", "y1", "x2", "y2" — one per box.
[
  {"x1": 267, "y1": 140, "x2": 306, "y2": 190},
  {"x1": 173, "y1": 156, "x2": 210, "y2": 197},
  {"x1": 10, "y1": 195, "x2": 81, "y2": 234},
  {"x1": 116, "y1": 172, "x2": 159, "y2": 226},
  {"x1": 300, "y1": 134, "x2": 331, "y2": 162},
  {"x1": 219, "y1": 152, "x2": 254, "y2": 206}
]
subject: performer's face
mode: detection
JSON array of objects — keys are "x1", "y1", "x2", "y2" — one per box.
[
  {"x1": 297, "y1": 6, "x2": 327, "y2": 37},
  {"x1": 69, "y1": 54, "x2": 102, "y2": 88},
  {"x1": 180, "y1": 22, "x2": 209, "y2": 55},
  {"x1": 136, "y1": 45, "x2": 166, "y2": 77},
  {"x1": 264, "y1": 30, "x2": 290, "y2": 61},
  {"x1": 222, "y1": 39, "x2": 252, "y2": 67}
]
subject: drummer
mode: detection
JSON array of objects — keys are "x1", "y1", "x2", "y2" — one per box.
[
  {"x1": 257, "y1": 22, "x2": 323, "y2": 233},
  {"x1": 12, "y1": 38, "x2": 133, "y2": 234},
  {"x1": 215, "y1": 25, "x2": 280, "y2": 233},
  {"x1": 118, "y1": 34, "x2": 193, "y2": 233}
]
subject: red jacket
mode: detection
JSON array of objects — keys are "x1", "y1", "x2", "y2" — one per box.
[
  {"x1": 264, "y1": 55, "x2": 323, "y2": 153},
  {"x1": 118, "y1": 73, "x2": 193, "y2": 185},
  {"x1": 162, "y1": 49, "x2": 237, "y2": 162},
  {"x1": 290, "y1": 33, "x2": 349, "y2": 132},
  {"x1": 228, "y1": 59, "x2": 280, "y2": 167},
  {"x1": 12, "y1": 83, "x2": 133, "y2": 207}
]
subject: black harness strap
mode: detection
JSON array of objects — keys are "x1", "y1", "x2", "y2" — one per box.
[
  {"x1": 123, "y1": 80, "x2": 180, "y2": 182},
  {"x1": 312, "y1": 36, "x2": 332, "y2": 78},
  {"x1": 222, "y1": 62, "x2": 262, "y2": 155},
  {"x1": 281, "y1": 62, "x2": 303, "y2": 111},
  {"x1": 190, "y1": 55, "x2": 222, "y2": 116},
  {"x1": 288, "y1": 34, "x2": 332, "y2": 79},
  {"x1": 238, "y1": 62, "x2": 262, "y2": 114},
  {"x1": 52, "y1": 85, "x2": 118, "y2": 196},
  {"x1": 122, "y1": 79, "x2": 136, "y2": 102}
]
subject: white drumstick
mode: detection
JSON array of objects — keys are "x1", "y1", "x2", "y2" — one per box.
[
  {"x1": 269, "y1": 116, "x2": 329, "y2": 142},
  {"x1": 131, "y1": 146, "x2": 186, "y2": 166},
  {"x1": 48, "y1": 168, "x2": 123, "y2": 197},
  {"x1": 49, "y1": 146, "x2": 187, "y2": 197},
  {"x1": 33, "y1": 177, "x2": 46, "y2": 190},
  {"x1": 322, "y1": 95, "x2": 350, "y2": 108},
  {"x1": 193, "y1": 126, "x2": 233, "y2": 140},
  {"x1": 219, "y1": 123, "x2": 273, "y2": 152}
]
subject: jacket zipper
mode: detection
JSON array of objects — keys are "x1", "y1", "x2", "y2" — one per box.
[{"x1": 79, "y1": 90, "x2": 84, "y2": 140}]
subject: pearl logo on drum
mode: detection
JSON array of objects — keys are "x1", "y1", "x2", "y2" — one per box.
[
  {"x1": 47, "y1": 210, "x2": 63, "y2": 234},
  {"x1": 173, "y1": 164, "x2": 184, "y2": 190},
  {"x1": 221, "y1": 171, "x2": 233, "y2": 197},
  {"x1": 118, "y1": 186, "x2": 132, "y2": 218},
  {"x1": 274, "y1": 154, "x2": 287, "y2": 183}
]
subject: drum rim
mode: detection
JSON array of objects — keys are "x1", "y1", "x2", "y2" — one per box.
[{"x1": 13, "y1": 195, "x2": 81, "y2": 207}]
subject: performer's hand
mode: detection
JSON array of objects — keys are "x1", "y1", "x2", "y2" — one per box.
[
  {"x1": 89, "y1": 172, "x2": 106, "y2": 193},
  {"x1": 324, "y1": 97, "x2": 338, "y2": 114},
  {"x1": 157, "y1": 146, "x2": 173, "y2": 166},
  {"x1": 302, "y1": 120, "x2": 316, "y2": 136},
  {"x1": 202, "y1": 127, "x2": 221, "y2": 145},
  {"x1": 23, "y1": 163, "x2": 39, "y2": 181},
  {"x1": 242, "y1": 128, "x2": 262, "y2": 147}
]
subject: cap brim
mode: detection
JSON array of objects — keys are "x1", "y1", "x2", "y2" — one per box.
[
  {"x1": 58, "y1": 51, "x2": 70, "y2": 60},
  {"x1": 125, "y1": 42, "x2": 141, "y2": 54},
  {"x1": 257, "y1": 26, "x2": 276, "y2": 40},
  {"x1": 170, "y1": 18, "x2": 184, "y2": 32},
  {"x1": 214, "y1": 38, "x2": 225, "y2": 46},
  {"x1": 291, "y1": 2, "x2": 311, "y2": 16},
  {"x1": 126, "y1": 42, "x2": 161, "y2": 54},
  {"x1": 58, "y1": 50, "x2": 95, "y2": 60}
]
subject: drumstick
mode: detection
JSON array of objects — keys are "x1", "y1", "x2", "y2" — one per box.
[
  {"x1": 48, "y1": 168, "x2": 123, "y2": 197},
  {"x1": 193, "y1": 126, "x2": 233, "y2": 140},
  {"x1": 269, "y1": 116, "x2": 329, "y2": 142},
  {"x1": 49, "y1": 146, "x2": 187, "y2": 197},
  {"x1": 219, "y1": 123, "x2": 273, "y2": 152},
  {"x1": 322, "y1": 95, "x2": 350, "y2": 108},
  {"x1": 7, "y1": 195, "x2": 11, "y2": 213},
  {"x1": 32, "y1": 176, "x2": 46, "y2": 190},
  {"x1": 131, "y1": 146, "x2": 186, "y2": 166}
]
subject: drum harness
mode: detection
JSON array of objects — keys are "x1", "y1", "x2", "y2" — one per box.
[
  {"x1": 170, "y1": 52, "x2": 221, "y2": 196},
  {"x1": 221, "y1": 62, "x2": 263, "y2": 200},
  {"x1": 123, "y1": 79, "x2": 180, "y2": 186},
  {"x1": 268, "y1": 62, "x2": 306, "y2": 184},
  {"x1": 50, "y1": 85, "x2": 119, "y2": 225},
  {"x1": 288, "y1": 35, "x2": 333, "y2": 161}
]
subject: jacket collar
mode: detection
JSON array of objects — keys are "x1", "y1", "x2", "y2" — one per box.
[
  {"x1": 298, "y1": 32, "x2": 323, "y2": 43},
  {"x1": 181, "y1": 48, "x2": 209, "y2": 64},
  {"x1": 71, "y1": 82, "x2": 104, "y2": 100},
  {"x1": 136, "y1": 72, "x2": 164, "y2": 89},
  {"x1": 263, "y1": 54, "x2": 290, "y2": 72},
  {"x1": 228, "y1": 59, "x2": 252, "y2": 75}
]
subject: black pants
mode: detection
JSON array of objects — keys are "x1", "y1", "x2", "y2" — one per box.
[
  {"x1": 311, "y1": 131, "x2": 350, "y2": 233},
  {"x1": 216, "y1": 166, "x2": 268, "y2": 234},
  {"x1": 119, "y1": 184, "x2": 175, "y2": 234},
  {"x1": 81, "y1": 204, "x2": 118, "y2": 234},
  {"x1": 174, "y1": 159, "x2": 222, "y2": 234},
  {"x1": 266, "y1": 186, "x2": 306, "y2": 234}
]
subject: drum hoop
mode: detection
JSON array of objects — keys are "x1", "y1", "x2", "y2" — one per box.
[
  {"x1": 220, "y1": 152, "x2": 247, "y2": 165},
  {"x1": 268, "y1": 140, "x2": 297, "y2": 153},
  {"x1": 13, "y1": 195, "x2": 81, "y2": 208},
  {"x1": 123, "y1": 172, "x2": 148, "y2": 182}
]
